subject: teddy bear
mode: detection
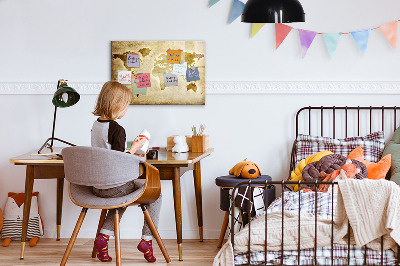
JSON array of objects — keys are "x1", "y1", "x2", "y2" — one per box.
[
  {"x1": 229, "y1": 159, "x2": 261, "y2": 179},
  {"x1": 1, "y1": 192, "x2": 44, "y2": 247},
  {"x1": 172, "y1": 135, "x2": 189, "y2": 153}
]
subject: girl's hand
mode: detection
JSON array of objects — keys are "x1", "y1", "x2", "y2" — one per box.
[
  {"x1": 129, "y1": 137, "x2": 147, "y2": 155},
  {"x1": 134, "y1": 148, "x2": 149, "y2": 157}
]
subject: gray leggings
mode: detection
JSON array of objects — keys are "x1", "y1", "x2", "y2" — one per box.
[{"x1": 92, "y1": 180, "x2": 162, "y2": 240}]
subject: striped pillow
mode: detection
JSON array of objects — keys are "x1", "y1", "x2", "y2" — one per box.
[{"x1": 294, "y1": 131, "x2": 385, "y2": 166}]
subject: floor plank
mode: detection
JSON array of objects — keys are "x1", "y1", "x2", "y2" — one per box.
[{"x1": 0, "y1": 239, "x2": 221, "y2": 265}]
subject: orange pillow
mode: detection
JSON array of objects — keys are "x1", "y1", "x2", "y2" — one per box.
[{"x1": 347, "y1": 146, "x2": 391, "y2": 180}]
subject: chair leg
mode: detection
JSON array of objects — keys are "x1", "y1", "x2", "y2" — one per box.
[
  {"x1": 91, "y1": 209, "x2": 108, "y2": 258},
  {"x1": 141, "y1": 205, "x2": 171, "y2": 263},
  {"x1": 114, "y1": 209, "x2": 121, "y2": 266},
  {"x1": 60, "y1": 208, "x2": 88, "y2": 266},
  {"x1": 217, "y1": 211, "x2": 230, "y2": 248}
]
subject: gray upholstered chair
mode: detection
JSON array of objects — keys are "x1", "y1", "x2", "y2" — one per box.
[{"x1": 60, "y1": 146, "x2": 171, "y2": 265}]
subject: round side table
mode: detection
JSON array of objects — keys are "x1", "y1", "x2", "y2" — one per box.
[{"x1": 215, "y1": 175, "x2": 275, "y2": 248}]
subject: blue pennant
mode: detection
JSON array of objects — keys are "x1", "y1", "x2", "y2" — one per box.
[
  {"x1": 229, "y1": 0, "x2": 245, "y2": 24},
  {"x1": 351, "y1": 29, "x2": 371, "y2": 55}
]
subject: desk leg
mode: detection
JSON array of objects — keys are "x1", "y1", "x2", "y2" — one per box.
[
  {"x1": 56, "y1": 178, "x2": 64, "y2": 241},
  {"x1": 172, "y1": 167, "x2": 183, "y2": 261},
  {"x1": 20, "y1": 165, "x2": 35, "y2": 259},
  {"x1": 193, "y1": 161, "x2": 203, "y2": 242}
]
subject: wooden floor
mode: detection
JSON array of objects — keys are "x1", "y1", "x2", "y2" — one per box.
[{"x1": 0, "y1": 239, "x2": 221, "y2": 265}]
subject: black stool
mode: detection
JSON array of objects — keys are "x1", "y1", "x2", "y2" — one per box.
[{"x1": 215, "y1": 175, "x2": 275, "y2": 248}]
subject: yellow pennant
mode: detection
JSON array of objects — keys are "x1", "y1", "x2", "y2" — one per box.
[{"x1": 251, "y1": 23, "x2": 266, "y2": 38}]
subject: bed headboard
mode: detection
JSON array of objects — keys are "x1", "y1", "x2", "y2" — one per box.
[
  {"x1": 290, "y1": 106, "x2": 400, "y2": 179},
  {"x1": 295, "y1": 106, "x2": 400, "y2": 138}
]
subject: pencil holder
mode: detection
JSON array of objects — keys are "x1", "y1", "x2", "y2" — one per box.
[{"x1": 191, "y1": 135, "x2": 209, "y2": 153}]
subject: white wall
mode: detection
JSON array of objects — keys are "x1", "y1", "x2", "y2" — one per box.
[{"x1": 1, "y1": 0, "x2": 400, "y2": 240}]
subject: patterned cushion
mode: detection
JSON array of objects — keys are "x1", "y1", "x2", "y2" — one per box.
[{"x1": 295, "y1": 131, "x2": 385, "y2": 166}]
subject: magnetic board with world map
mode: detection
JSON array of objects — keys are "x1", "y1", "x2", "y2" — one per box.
[{"x1": 111, "y1": 41, "x2": 205, "y2": 105}]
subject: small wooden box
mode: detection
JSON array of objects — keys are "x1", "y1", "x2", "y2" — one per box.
[
  {"x1": 191, "y1": 135, "x2": 209, "y2": 153},
  {"x1": 167, "y1": 135, "x2": 192, "y2": 151}
]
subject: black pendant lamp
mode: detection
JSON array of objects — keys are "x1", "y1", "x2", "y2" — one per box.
[{"x1": 242, "y1": 0, "x2": 305, "y2": 23}]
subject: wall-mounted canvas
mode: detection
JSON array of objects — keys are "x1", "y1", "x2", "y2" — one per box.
[{"x1": 111, "y1": 41, "x2": 205, "y2": 105}]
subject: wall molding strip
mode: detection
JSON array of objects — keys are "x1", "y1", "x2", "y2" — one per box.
[{"x1": 0, "y1": 81, "x2": 399, "y2": 95}]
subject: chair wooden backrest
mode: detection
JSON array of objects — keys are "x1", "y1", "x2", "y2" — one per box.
[
  {"x1": 62, "y1": 146, "x2": 161, "y2": 208},
  {"x1": 135, "y1": 162, "x2": 161, "y2": 205}
]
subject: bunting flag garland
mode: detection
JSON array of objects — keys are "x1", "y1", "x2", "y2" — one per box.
[
  {"x1": 351, "y1": 29, "x2": 370, "y2": 55},
  {"x1": 209, "y1": 0, "x2": 220, "y2": 7},
  {"x1": 378, "y1": 21, "x2": 398, "y2": 50},
  {"x1": 207, "y1": 4, "x2": 400, "y2": 57},
  {"x1": 275, "y1": 23, "x2": 293, "y2": 49},
  {"x1": 298, "y1": 30, "x2": 317, "y2": 58},
  {"x1": 251, "y1": 23, "x2": 266, "y2": 38},
  {"x1": 229, "y1": 0, "x2": 245, "y2": 24},
  {"x1": 323, "y1": 33, "x2": 341, "y2": 58}
]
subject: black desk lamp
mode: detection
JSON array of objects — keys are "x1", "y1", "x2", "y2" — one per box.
[
  {"x1": 241, "y1": 0, "x2": 305, "y2": 23},
  {"x1": 38, "y1": 79, "x2": 80, "y2": 154}
]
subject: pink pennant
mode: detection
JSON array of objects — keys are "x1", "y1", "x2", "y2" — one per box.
[
  {"x1": 298, "y1": 29, "x2": 317, "y2": 58},
  {"x1": 275, "y1": 24, "x2": 293, "y2": 49},
  {"x1": 378, "y1": 21, "x2": 398, "y2": 50}
]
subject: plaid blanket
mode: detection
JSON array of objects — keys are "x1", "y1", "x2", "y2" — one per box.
[
  {"x1": 235, "y1": 244, "x2": 397, "y2": 265},
  {"x1": 234, "y1": 191, "x2": 397, "y2": 265},
  {"x1": 266, "y1": 190, "x2": 336, "y2": 220}
]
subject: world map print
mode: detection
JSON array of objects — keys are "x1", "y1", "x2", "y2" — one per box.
[{"x1": 111, "y1": 41, "x2": 205, "y2": 105}]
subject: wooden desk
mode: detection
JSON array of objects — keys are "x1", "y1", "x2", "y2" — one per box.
[
  {"x1": 9, "y1": 148, "x2": 64, "y2": 259},
  {"x1": 146, "y1": 148, "x2": 213, "y2": 260},
  {"x1": 10, "y1": 147, "x2": 213, "y2": 261}
]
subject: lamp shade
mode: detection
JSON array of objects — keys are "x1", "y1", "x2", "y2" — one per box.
[
  {"x1": 241, "y1": 0, "x2": 305, "y2": 23},
  {"x1": 52, "y1": 84, "x2": 80, "y2": 108}
]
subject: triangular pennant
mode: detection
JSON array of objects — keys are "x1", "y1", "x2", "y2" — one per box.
[
  {"x1": 351, "y1": 29, "x2": 370, "y2": 55},
  {"x1": 209, "y1": 0, "x2": 220, "y2": 7},
  {"x1": 229, "y1": 0, "x2": 245, "y2": 24},
  {"x1": 251, "y1": 23, "x2": 266, "y2": 38},
  {"x1": 275, "y1": 23, "x2": 293, "y2": 49},
  {"x1": 378, "y1": 21, "x2": 398, "y2": 50},
  {"x1": 323, "y1": 33, "x2": 341, "y2": 58},
  {"x1": 298, "y1": 29, "x2": 317, "y2": 58}
]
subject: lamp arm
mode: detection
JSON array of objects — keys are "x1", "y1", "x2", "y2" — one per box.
[
  {"x1": 50, "y1": 79, "x2": 61, "y2": 148},
  {"x1": 38, "y1": 137, "x2": 76, "y2": 154},
  {"x1": 50, "y1": 105, "x2": 57, "y2": 148},
  {"x1": 38, "y1": 103, "x2": 76, "y2": 154}
]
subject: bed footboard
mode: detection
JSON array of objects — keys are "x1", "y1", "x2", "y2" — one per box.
[{"x1": 230, "y1": 180, "x2": 400, "y2": 266}]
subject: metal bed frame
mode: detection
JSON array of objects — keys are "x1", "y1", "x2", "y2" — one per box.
[{"x1": 230, "y1": 106, "x2": 400, "y2": 266}]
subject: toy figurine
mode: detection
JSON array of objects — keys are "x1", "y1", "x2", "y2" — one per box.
[
  {"x1": 229, "y1": 159, "x2": 261, "y2": 179},
  {"x1": 1, "y1": 192, "x2": 43, "y2": 247},
  {"x1": 172, "y1": 135, "x2": 189, "y2": 153}
]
